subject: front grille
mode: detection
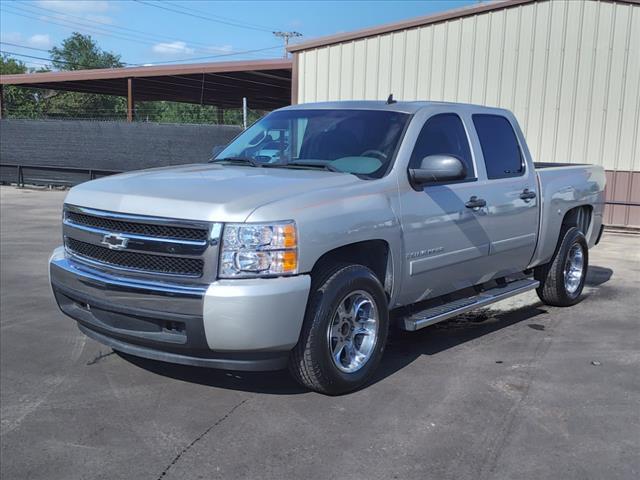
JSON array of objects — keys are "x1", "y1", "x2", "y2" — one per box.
[
  {"x1": 66, "y1": 238, "x2": 204, "y2": 277},
  {"x1": 66, "y1": 211, "x2": 208, "y2": 241}
]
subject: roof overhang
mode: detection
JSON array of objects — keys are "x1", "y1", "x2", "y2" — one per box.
[
  {"x1": 0, "y1": 58, "x2": 292, "y2": 110},
  {"x1": 287, "y1": 0, "x2": 639, "y2": 52}
]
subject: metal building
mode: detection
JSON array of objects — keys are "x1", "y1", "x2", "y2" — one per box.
[{"x1": 289, "y1": 0, "x2": 640, "y2": 228}]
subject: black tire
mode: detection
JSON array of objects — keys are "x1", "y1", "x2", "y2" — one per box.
[
  {"x1": 534, "y1": 226, "x2": 589, "y2": 307},
  {"x1": 289, "y1": 263, "x2": 389, "y2": 395}
]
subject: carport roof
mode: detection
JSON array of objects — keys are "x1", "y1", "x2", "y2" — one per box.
[{"x1": 0, "y1": 58, "x2": 292, "y2": 110}]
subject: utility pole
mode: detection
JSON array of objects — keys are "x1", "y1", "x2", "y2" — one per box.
[{"x1": 273, "y1": 31, "x2": 302, "y2": 58}]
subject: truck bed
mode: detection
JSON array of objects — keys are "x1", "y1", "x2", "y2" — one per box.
[{"x1": 530, "y1": 163, "x2": 606, "y2": 268}]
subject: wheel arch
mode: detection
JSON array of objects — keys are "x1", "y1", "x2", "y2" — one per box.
[
  {"x1": 562, "y1": 205, "x2": 593, "y2": 234},
  {"x1": 530, "y1": 204, "x2": 594, "y2": 268},
  {"x1": 310, "y1": 240, "x2": 393, "y2": 299}
]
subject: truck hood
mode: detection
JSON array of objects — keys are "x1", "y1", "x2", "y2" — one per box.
[{"x1": 65, "y1": 163, "x2": 363, "y2": 222}]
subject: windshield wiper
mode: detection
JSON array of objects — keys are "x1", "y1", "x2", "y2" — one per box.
[
  {"x1": 211, "y1": 156, "x2": 260, "y2": 167},
  {"x1": 323, "y1": 163, "x2": 342, "y2": 173},
  {"x1": 286, "y1": 161, "x2": 353, "y2": 175}
]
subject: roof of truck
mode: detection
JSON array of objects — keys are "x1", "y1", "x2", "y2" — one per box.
[{"x1": 280, "y1": 100, "x2": 510, "y2": 115}]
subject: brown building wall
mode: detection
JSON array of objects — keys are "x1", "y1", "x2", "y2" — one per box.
[{"x1": 604, "y1": 170, "x2": 640, "y2": 228}]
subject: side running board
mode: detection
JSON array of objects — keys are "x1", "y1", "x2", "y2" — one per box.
[{"x1": 402, "y1": 278, "x2": 539, "y2": 331}]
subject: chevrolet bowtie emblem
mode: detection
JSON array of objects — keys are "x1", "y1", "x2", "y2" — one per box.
[{"x1": 101, "y1": 233, "x2": 129, "y2": 250}]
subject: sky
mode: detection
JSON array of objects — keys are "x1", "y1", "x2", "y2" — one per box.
[{"x1": 1, "y1": 0, "x2": 479, "y2": 69}]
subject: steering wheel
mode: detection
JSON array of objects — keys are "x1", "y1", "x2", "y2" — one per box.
[{"x1": 360, "y1": 149, "x2": 388, "y2": 161}]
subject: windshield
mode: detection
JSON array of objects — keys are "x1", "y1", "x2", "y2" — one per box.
[{"x1": 215, "y1": 109, "x2": 410, "y2": 178}]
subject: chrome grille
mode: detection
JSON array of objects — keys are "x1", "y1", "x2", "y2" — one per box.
[
  {"x1": 62, "y1": 205, "x2": 220, "y2": 281},
  {"x1": 66, "y1": 211, "x2": 208, "y2": 241},
  {"x1": 66, "y1": 238, "x2": 204, "y2": 276}
]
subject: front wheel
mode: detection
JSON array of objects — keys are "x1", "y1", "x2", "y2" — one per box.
[
  {"x1": 535, "y1": 227, "x2": 589, "y2": 307},
  {"x1": 289, "y1": 264, "x2": 389, "y2": 395}
]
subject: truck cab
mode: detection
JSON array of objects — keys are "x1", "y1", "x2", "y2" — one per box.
[{"x1": 50, "y1": 101, "x2": 605, "y2": 394}]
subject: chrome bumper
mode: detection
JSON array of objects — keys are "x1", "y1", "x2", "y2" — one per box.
[{"x1": 49, "y1": 247, "x2": 310, "y2": 371}]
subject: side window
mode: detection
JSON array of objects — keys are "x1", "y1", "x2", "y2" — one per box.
[
  {"x1": 410, "y1": 113, "x2": 474, "y2": 180},
  {"x1": 472, "y1": 114, "x2": 524, "y2": 179}
]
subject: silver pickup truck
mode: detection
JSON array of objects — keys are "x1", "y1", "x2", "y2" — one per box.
[{"x1": 49, "y1": 101, "x2": 605, "y2": 395}]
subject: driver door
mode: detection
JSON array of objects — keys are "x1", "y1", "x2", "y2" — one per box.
[{"x1": 397, "y1": 111, "x2": 494, "y2": 305}]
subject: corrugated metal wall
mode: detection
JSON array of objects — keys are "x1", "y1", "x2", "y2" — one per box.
[{"x1": 294, "y1": 0, "x2": 640, "y2": 226}]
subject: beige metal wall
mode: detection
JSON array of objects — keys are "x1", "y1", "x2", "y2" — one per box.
[{"x1": 295, "y1": 0, "x2": 640, "y2": 225}]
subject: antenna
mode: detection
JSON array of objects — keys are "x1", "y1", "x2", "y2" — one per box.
[
  {"x1": 273, "y1": 31, "x2": 303, "y2": 58},
  {"x1": 386, "y1": 94, "x2": 397, "y2": 104}
]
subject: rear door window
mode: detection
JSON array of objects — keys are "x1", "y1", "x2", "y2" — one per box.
[
  {"x1": 409, "y1": 113, "x2": 475, "y2": 180},
  {"x1": 472, "y1": 114, "x2": 524, "y2": 179}
]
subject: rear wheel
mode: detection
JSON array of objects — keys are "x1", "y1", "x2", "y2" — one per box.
[
  {"x1": 289, "y1": 263, "x2": 389, "y2": 395},
  {"x1": 535, "y1": 227, "x2": 588, "y2": 306}
]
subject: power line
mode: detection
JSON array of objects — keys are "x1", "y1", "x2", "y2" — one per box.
[
  {"x1": 140, "y1": 45, "x2": 283, "y2": 65},
  {"x1": 132, "y1": 0, "x2": 274, "y2": 33},
  {"x1": 0, "y1": 42, "x2": 51, "y2": 54},
  {"x1": 1, "y1": 4, "x2": 208, "y2": 53},
  {"x1": 161, "y1": 0, "x2": 277, "y2": 32},
  {"x1": 0, "y1": 5, "x2": 283, "y2": 64},
  {"x1": 3, "y1": 3, "x2": 271, "y2": 58},
  {"x1": 0, "y1": 5, "x2": 169, "y2": 49},
  {"x1": 0, "y1": 43, "x2": 283, "y2": 70},
  {"x1": 18, "y1": 1, "x2": 233, "y2": 51},
  {"x1": 0, "y1": 50, "x2": 114, "y2": 69}
]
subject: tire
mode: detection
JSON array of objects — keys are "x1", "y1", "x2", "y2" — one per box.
[
  {"x1": 534, "y1": 226, "x2": 589, "y2": 307},
  {"x1": 289, "y1": 263, "x2": 389, "y2": 395}
]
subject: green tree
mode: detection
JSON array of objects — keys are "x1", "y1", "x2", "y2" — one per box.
[
  {"x1": 42, "y1": 32, "x2": 126, "y2": 119},
  {"x1": 0, "y1": 54, "x2": 43, "y2": 118},
  {"x1": 49, "y1": 32, "x2": 123, "y2": 70},
  {"x1": 2, "y1": 32, "x2": 264, "y2": 123}
]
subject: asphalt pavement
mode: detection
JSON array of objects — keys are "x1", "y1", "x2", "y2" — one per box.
[{"x1": 1, "y1": 186, "x2": 638, "y2": 480}]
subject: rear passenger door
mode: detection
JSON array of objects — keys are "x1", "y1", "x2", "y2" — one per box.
[{"x1": 471, "y1": 113, "x2": 539, "y2": 275}]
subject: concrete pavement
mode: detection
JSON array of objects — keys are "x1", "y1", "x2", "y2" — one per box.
[{"x1": 1, "y1": 186, "x2": 638, "y2": 480}]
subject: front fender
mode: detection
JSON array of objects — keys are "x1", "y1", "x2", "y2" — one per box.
[{"x1": 246, "y1": 181, "x2": 403, "y2": 304}]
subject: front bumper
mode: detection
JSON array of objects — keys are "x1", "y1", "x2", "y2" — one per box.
[{"x1": 49, "y1": 247, "x2": 310, "y2": 371}]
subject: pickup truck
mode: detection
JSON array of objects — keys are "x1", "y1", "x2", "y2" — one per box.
[{"x1": 49, "y1": 101, "x2": 606, "y2": 395}]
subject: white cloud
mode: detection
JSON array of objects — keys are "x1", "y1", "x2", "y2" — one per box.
[
  {"x1": 1, "y1": 32, "x2": 52, "y2": 49},
  {"x1": 37, "y1": 0, "x2": 110, "y2": 13},
  {"x1": 28, "y1": 34, "x2": 52, "y2": 48},
  {"x1": 36, "y1": 1, "x2": 114, "y2": 25},
  {"x1": 152, "y1": 41, "x2": 195, "y2": 56}
]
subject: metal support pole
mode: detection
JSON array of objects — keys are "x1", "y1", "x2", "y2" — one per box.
[
  {"x1": 127, "y1": 78, "x2": 135, "y2": 122},
  {"x1": 0, "y1": 84, "x2": 4, "y2": 119},
  {"x1": 217, "y1": 105, "x2": 224, "y2": 125},
  {"x1": 242, "y1": 97, "x2": 248, "y2": 130}
]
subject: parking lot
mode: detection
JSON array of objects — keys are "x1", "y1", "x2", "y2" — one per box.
[{"x1": 1, "y1": 185, "x2": 638, "y2": 480}]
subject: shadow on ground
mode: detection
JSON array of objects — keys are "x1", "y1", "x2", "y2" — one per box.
[
  {"x1": 116, "y1": 266, "x2": 613, "y2": 395},
  {"x1": 585, "y1": 265, "x2": 613, "y2": 286}
]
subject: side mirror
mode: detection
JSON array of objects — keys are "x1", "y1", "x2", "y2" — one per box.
[
  {"x1": 211, "y1": 145, "x2": 226, "y2": 159},
  {"x1": 409, "y1": 154, "x2": 467, "y2": 188}
]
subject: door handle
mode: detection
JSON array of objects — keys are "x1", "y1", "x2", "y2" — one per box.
[
  {"x1": 520, "y1": 188, "x2": 537, "y2": 201},
  {"x1": 465, "y1": 196, "x2": 487, "y2": 209}
]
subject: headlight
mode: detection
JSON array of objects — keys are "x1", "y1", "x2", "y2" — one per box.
[{"x1": 219, "y1": 221, "x2": 298, "y2": 278}]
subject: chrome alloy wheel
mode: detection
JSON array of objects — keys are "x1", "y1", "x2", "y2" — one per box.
[
  {"x1": 327, "y1": 290, "x2": 379, "y2": 374},
  {"x1": 564, "y1": 243, "x2": 585, "y2": 295}
]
